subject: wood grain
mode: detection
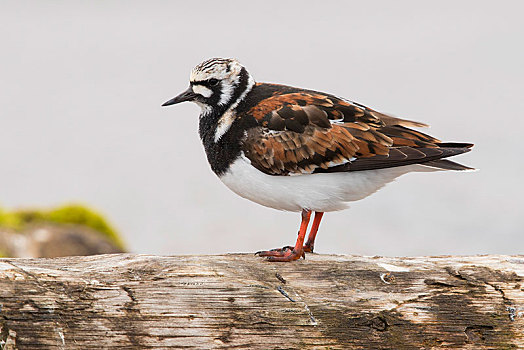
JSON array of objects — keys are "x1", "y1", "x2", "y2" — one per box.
[{"x1": 0, "y1": 254, "x2": 523, "y2": 349}]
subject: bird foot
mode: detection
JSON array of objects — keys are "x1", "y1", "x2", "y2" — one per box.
[{"x1": 255, "y1": 246, "x2": 305, "y2": 262}]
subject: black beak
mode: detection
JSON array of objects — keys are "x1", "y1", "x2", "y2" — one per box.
[{"x1": 161, "y1": 86, "x2": 197, "y2": 106}]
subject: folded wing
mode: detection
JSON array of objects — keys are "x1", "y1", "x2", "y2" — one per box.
[{"x1": 241, "y1": 85, "x2": 473, "y2": 175}]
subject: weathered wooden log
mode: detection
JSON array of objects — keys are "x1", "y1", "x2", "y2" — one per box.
[{"x1": 0, "y1": 254, "x2": 523, "y2": 349}]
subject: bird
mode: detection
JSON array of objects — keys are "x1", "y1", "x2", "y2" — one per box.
[{"x1": 162, "y1": 58, "x2": 474, "y2": 262}]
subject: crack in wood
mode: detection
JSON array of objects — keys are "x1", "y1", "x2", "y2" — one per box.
[
  {"x1": 276, "y1": 286, "x2": 295, "y2": 302},
  {"x1": 446, "y1": 264, "x2": 521, "y2": 323},
  {"x1": 275, "y1": 272, "x2": 286, "y2": 284},
  {"x1": 274, "y1": 273, "x2": 318, "y2": 326}
]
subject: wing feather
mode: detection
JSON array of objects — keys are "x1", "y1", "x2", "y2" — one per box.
[{"x1": 240, "y1": 86, "x2": 473, "y2": 175}]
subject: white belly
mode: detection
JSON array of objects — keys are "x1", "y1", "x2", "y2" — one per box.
[{"x1": 219, "y1": 156, "x2": 434, "y2": 212}]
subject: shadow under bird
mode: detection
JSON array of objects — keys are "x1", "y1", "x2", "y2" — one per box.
[{"x1": 162, "y1": 58, "x2": 474, "y2": 262}]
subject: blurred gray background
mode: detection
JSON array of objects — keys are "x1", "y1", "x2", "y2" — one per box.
[{"x1": 1, "y1": 1, "x2": 522, "y2": 256}]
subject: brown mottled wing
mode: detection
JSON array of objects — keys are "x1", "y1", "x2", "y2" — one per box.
[
  {"x1": 241, "y1": 87, "x2": 472, "y2": 175},
  {"x1": 243, "y1": 124, "x2": 365, "y2": 175}
]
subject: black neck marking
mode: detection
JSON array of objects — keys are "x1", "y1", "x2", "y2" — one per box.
[
  {"x1": 198, "y1": 67, "x2": 255, "y2": 176},
  {"x1": 198, "y1": 111, "x2": 257, "y2": 176}
]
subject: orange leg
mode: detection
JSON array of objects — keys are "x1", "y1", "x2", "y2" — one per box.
[
  {"x1": 304, "y1": 212, "x2": 324, "y2": 253},
  {"x1": 256, "y1": 209, "x2": 311, "y2": 262}
]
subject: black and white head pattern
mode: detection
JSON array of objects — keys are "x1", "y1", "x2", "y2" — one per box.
[{"x1": 189, "y1": 58, "x2": 255, "y2": 115}]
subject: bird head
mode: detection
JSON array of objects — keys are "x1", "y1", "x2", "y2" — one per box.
[{"x1": 162, "y1": 58, "x2": 254, "y2": 114}]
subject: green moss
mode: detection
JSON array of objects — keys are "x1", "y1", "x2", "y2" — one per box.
[
  {"x1": 46, "y1": 204, "x2": 125, "y2": 249},
  {"x1": 0, "y1": 204, "x2": 125, "y2": 250},
  {"x1": 0, "y1": 207, "x2": 24, "y2": 231}
]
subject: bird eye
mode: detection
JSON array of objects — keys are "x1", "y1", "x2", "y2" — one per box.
[{"x1": 209, "y1": 78, "x2": 219, "y2": 86}]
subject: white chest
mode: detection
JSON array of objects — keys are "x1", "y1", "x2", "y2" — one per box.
[{"x1": 219, "y1": 156, "x2": 424, "y2": 212}]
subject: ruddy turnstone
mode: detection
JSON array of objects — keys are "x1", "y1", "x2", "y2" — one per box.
[{"x1": 162, "y1": 58, "x2": 474, "y2": 262}]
